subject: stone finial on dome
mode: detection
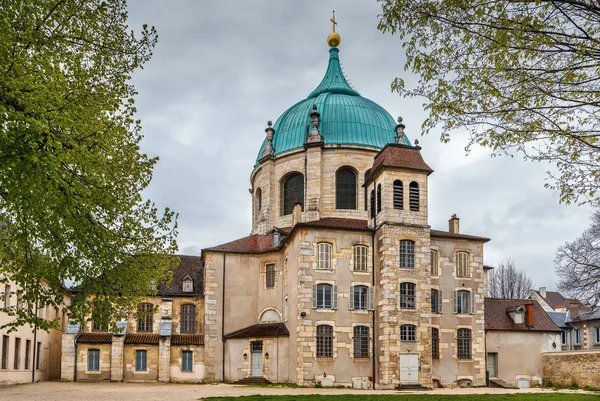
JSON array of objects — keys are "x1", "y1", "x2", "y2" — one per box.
[
  {"x1": 262, "y1": 120, "x2": 275, "y2": 158},
  {"x1": 394, "y1": 116, "x2": 406, "y2": 144},
  {"x1": 306, "y1": 105, "x2": 323, "y2": 144}
]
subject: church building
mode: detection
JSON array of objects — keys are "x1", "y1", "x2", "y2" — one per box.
[{"x1": 201, "y1": 18, "x2": 491, "y2": 389}]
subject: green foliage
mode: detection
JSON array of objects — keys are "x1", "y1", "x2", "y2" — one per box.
[
  {"x1": 0, "y1": 0, "x2": 178, "y2": 331},
  {"x1": 377, "y1": 0, "x2": 600, "y2": 205}
]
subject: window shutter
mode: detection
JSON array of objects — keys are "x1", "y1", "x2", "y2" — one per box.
[
  {"x1": 453, "y1": 290, "x2": 458, "y2": 314},
  {"x1": 349, "y1": 286, "x2": 354, "y2": 310},
  {"x1": 470, "y1": 291, "x2": 476, "y2": 315},
  {"x1": 438, "y1": 290, "x2": 443, "y2": 313},
  {"x1": 333, "y1": 285, "x2": 338, "y2": 310},
  {"x1": 312, "y1": 284, "x2": 318, "y2": 309},
  {"x1": 368, "y1": 286, "x2": 375, "y2": 311}
]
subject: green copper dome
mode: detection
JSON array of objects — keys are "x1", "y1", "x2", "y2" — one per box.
[{"x1": 256, "y1": 47, "x2": 410, "y2": 165}]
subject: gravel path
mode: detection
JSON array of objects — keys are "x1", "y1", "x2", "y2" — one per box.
[{"x1": 0, "y1": 381, "x2": 592, "y2": 401}]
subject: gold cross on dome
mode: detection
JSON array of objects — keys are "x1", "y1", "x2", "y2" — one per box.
[{"x1": 331, "y1": 11, "x2": 337, "y2": 33}]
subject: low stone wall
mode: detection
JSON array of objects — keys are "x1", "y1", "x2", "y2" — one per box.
[{"x1": 542, "y1": 350, "x2": 600, "y2": 389}]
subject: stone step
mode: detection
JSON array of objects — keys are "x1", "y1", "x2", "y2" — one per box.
[
  {"x1": 396, "y1": 384, "x2": 429, "y2": 391},
  {"x1": 232, "y1": 377, "x2": 272, "y2": 385},
  {"x1": 489, "y1": 378, "x2": 515, "y2": 389}
]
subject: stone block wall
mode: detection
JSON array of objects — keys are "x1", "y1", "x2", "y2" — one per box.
[
  {"x1": 61, "y1": 333, "x2": 76, "y2": 381},
  {"x1": 542, "y1": 350, "x2": 600, "y2": 389}
]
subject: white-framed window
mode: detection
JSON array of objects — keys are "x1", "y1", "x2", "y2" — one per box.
[
  {"x1": 182, "y1": 276, "x2": 193, "y2": 293},
  {"x1": 430, "y1": 249, "x2": 439, "y2": 275},
  {"x1": 353, "y1": 245, "x2": 368, "y2": 272},
  {"x1": 594, "y1": 327, "x2": 600, "y2": 344},
  {"x1": 399, "y1": 240, "x2": 415, "y2": 269},
  {"x1": 574, "y1": 329, "x2": 582, "y2": 345},
  {"x1": 317, "y1": 242, "x2": 332, "y2": 270},
  {"x1": 453, "y1": 290, "x2": 475, "y2": 315},
  {"x1": 455, "y1": 252, "x2": 470, "y2": 277},
  {"x1": 400, "y1": 324, "x2": 416, "y2": 342},
  {"x1": 561, "y1": 330, "x2": 568, "y2": 345},
  {"x1": 349, "y1": 285, "x2": 374, "y2": 311},
  {"x1": 312, "y1": 283, "x2": 338, "y2": 310}
]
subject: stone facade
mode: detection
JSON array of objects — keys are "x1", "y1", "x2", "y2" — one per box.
[{"x1": 542, "y1": 350, "x2": 600, "y2": 389}]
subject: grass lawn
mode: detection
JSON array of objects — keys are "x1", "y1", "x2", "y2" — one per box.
[{"x1": 203, "y1": 395, "x2": 599, "y2": 401}]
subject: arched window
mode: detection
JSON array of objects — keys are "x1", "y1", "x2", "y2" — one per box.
[
  {"x1": 376, "y1": 184, "x2": 382, "y2": 213},
  {"x1": 353, "y1": 326, "x2": 369, "y2": 358},
  {"x1": 455, "y1": 252, "x2": 470, "y2": 277},
  {"x1": 400, "y1": 324, "x2": 416, "y2": 342},
  {"x1": 281, "y1": 173, "x2": 304, "y2": 216},
  {"x1": 399, "y1": 282, "x2": 416, "y2": 309},
  {"x1": 399, "y1": 240, "x2": 415, "y2": 268},
  {"x1": 255, "y1": 187, "x2": 262, "y2": 212},
  {"x1": 409, "y1": 181, "x2": 419, "y2": 211},
  {"x1": 137, "y1": 303, "x2": 153, "y2": 332},
  {"x1": 336, "y1": 168, "x2": 357, "y2": 209},
  {"x1": 457, "y1": 328, "x2": 472, "y2": 359},
  {"x1": 180, "y1": 304, "x2": 196, "y2": 334},
  {"x1": 393, "y1": 180, "x2": 403, "y2": 210},
  {"x1": 316, "y1": 325, "x2": 333, "y2": 358},
  {"x1": 369, "y1": 190, "x2": 376, "y2": 218},
  {"x1": 260, "y1": 309, "x2": 281, "y2": 322}
]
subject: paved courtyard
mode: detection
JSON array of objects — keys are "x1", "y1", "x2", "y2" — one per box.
[{"x1": 0, "y1": 381, "x2": 593, "y2": 401}]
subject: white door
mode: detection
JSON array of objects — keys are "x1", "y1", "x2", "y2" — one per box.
[
  {"x1": 399, "y1": 354, "x2": 419, "y2": 384},
  {"x1": 487, "y1": 353, "x2": 497, "y2": 377},
  {"x1": 251, "y1": 341, "x2": 263, "y2": 377}
]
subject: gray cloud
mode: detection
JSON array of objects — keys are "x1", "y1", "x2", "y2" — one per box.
[{"x1": 126, "y1": 0, "x2": 591, "y2": 291}]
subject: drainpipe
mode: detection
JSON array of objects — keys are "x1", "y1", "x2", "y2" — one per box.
[
  {"x1": 371, "y1": 180, "x2": 377, "y2": 390},
  {"x1": 32, "y1": 301, "x2": 38, "y2": 383},
  {"x1": 221, "y1": 252, "x2": 226, "y2": 382}
]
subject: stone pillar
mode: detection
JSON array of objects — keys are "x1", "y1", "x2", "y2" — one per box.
[
  {"x1": 61, "y1": 333, "x2": 76, "y2": 381},
  {"x1": 158, "y1": 336, "x2": 171, "y2": 382},
  {"x1": 110, "y1": 335, "x2": 125, "y2": 381},
  {"x1": 304, "y1": 145, "x2": 323, "y2": 222}
]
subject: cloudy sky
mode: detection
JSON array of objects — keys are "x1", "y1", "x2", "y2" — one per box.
[{"x1": 125, "y1": 0, "x2": 591, "y2": 291}]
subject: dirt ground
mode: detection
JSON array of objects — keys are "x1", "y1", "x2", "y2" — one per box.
[{"x1": 0, "y1": 381, "x2": 594, "y2": 401}]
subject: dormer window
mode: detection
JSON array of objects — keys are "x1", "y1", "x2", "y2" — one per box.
[
  {"x1": 507, "y1": 306, "x2": 526, "y2": 324},
  {"x1": 182, "y1": 276, "x2": 193, "y2": 293}
]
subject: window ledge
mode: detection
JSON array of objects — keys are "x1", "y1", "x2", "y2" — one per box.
[
  {"x1": 315, "y1": 309, "x2": 335, "y2": 313},
  {"x1": 85, "y1": 370, "x2": 102, "y2": 375},
  {"x1": 353, "y1": 357, "x2": 370, "y2": 362},
  {"x1": 457, "y1": 359, "x2": 473, "y2": 362},
  {"x1": 350, "y1": 310, "x2": 369, "y2": 314},
  {"x1": 133, "y1": 370, "x2": 150, "y2": 374},
  {"x1": 316, "y1": 357, "x2": 334, "y2": 361}
]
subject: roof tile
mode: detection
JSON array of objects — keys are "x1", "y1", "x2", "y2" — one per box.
[
  {"x1": 224, "y1": 323, "x2": 290, "y2": 339},
  {"x1": 78, "y1": 332, "x2": 112, "y2": 344},
  {"x1": 484, "y1": 298, "x2": 561, "y2": 332},
  {"x1": 124, "y1": 333, "x2": 160, "y2": 344},
  {"x1": 171, "y1": 334, "x2": 204, "y2": 346}
]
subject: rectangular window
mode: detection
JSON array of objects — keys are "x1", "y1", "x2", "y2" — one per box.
[
  {"x1": 14, "y1": 338, "x2": 20, "y2": 370},
  {"x1": 284, "y1": 257, "x2": 288, "y2": 286},
  {"x1": 317, "y1": 243, "x2": 332, "y2": 270},
  {"x1": 399, "y1": 282, "x2": 416, "y2": 309},
  {"x1": 430, "y1": 249, "x2": 439, "y2": 275},
  {"x1": 283, "y1": 296, "x2": 288, "y2": 322},
  {"x1": 3, "y1": 284, "x2": 10, "y2": 309},
  {"x1": 457, "y1": 329, "x2": 472, "y2": 359},
  {"x1": 1, "y1": 336, "x2": 8, "y2": 369},
  {"x1": 561, "y1": 330, "x2": 568, "y2": 345},
  {"x1": 180, "y1": 304, "x2": 196, "y2": 334},
  {"x1": 574, "y1": 329, "x2": 582, "y2": 345},
  {"x1": 454, "y1": 290, "x2": 474, "y2": 315},
  {"x1": 36, "y1": 342, "x2": 41, "y2": 370},
  {"x1": 266, "y1": 264, "x2": 276, "y2": 288},
  {"x1": 88, "y1": 349, "x2": 100, "y2": 371},
  {"x1": 456, "y1": 252, "x2": 470, "y2": 277},
  {"x1": 431, "y1": 289, "x2": 442, "y2": 313},
  {"x1": 432, "y1": 328, "x2": 440, "y2": 360},
  {"x1": 181, "y1": 350, "x2": 193, "y2": 372},
  {"x1": 353, "y1": 326, "x2": 369, "y2": 358},
  {"x1": 313, "y1": 284, "x2": 337, "y2": 310},
  {"x1": 135, "y1": 350, "x2": 147, "y2": 371},
  {"x1": 399, "y1": 240, "x2": 415, "y2": 268},
  {"x1": 137, "y1": 303, "x2": 153, "y2": 332},
  {"x1": 354, "y1": 245, "x2": 368, "y2": 272},
  {"x1": 16, "y1": 291, "x2": 22, "y2": 311},
  {"x1": 595, "y1": 327, "x2": 600, "y2": 344},
  {"x1": 400, "y1": 325, "x2": 416, "y2": 342},
  {"x1": 316, "y1": 325, "x2": 333, "y2": 358},
  {"x1": 25, "y1": 340, "x2": 30, "y2": 370}
]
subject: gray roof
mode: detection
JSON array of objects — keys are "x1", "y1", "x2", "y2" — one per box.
[
  {"x1": 547, "y1": 311, "x2": 569, "y2": 328},
  {"x1": 571, "y1": 307, "x2": 600, "y2": 322}
]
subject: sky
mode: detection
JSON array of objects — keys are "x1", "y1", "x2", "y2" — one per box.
[{"x1": 125, "y1": 0, "x2": 592, "y2": 291}]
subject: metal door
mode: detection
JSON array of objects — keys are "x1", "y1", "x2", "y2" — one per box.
[
  {"x1": 399, "y1": 354, "x2": 419, "y2": 384},
  {"x1": 251, "y1": 341, "x2": 263, "y2": 377},
  {"x1": 487, "y1": 353, "x2": 497, "y2": 377}
]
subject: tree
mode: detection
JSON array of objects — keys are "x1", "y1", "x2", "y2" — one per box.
[
  {"x1": 378, "y1": 0, "x2": 600, "y2": 205},
  {"x1": 555, "y1": 211, "x2": 600, "y2": 306},
  {"x1": 488, "y1": 260, "x2": 533, "y2": 299},
  {"x1": 0, "y1": 0, "x2": 178, "y2": 332}
]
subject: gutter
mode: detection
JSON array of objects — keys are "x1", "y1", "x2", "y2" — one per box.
[{"x1": 221, "y1": 252, "x2": 226, "y2": 382}]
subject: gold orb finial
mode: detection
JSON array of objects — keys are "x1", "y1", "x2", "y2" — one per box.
[{"x1": 328, "y1": 10, "x2": 341, "y2": 47}]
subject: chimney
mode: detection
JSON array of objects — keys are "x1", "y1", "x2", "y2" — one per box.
[
  {"x1": 449, "y1": 214, "x2": 460, "y2": 233},
  {"x1": 539, "y1": 287, "x2": 547, "y2": 298},
  {"x1": 291, "y1": 198, "x2": 302, "y2": 227},
  {"x1": 525, "y1": 300, "x2": 534, "y2": 327}
]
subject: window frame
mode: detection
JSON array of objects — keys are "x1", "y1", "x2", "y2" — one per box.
[
  {"x1": 182, "y1": 277, "x2": 193, "y2": 293},
  {"x1": 281, "y1": 173, "x2": 304, "y2": 216},
  {"x1": 561, "y1": 330, "x2": 568, "y2": 345},
  {"x1": 1, "y1": 335, "x2": 8, "y2": 370},
  {"x1": 455, "y1": 290, "x2": 473, "y2": 315},
  {"x1": 335, "y1": 168, "x2": 357, "y2": 210},
  {"x1": 574, "y1": 328, "x2": 582, "y2": 345},
  {"x1": 457, "y1": 328, "x2": 472, "y2": 360},
  {"x1": 14, "y1": 337, "x2": 20, "y2": 370},
  {"x1": 137, "y1": 303, "x2": 154, "y2": 333},
  {"x1": 432, "y1": 328, "x2": 440, "y2": 360},
  {"x1": 594, "y1": 327, "x2": 600, "y2": 344},
  {"x1": 399, "y1": 282, "x2": 416, "y2": 310},
  {"x1": 399, "y1": 240, "x2": 415, "y2": 269},
  {"x1": 182, "y1": 350, "x2": 193, "y2": 372},
  {"x1": 266, "y1": 263, "x2": 276, "y2": 288},
  {"x1": 352, "y1": 285, "x2": 368, "y2": 311},
  {"x1": 455, "y1": 252, "x2": 470, "y2": 278},
  {"x1": 400, "y1": 324, "x2": 416, "y2": 342},
  {"x1": 180, "y1": 304, "x2": 196, "y2": 334},
  {"x1": 88, "y1": 349, "x2": 100, "y2": 372},
  {"x1": 316, "y1": 325, "x2": 333, "y2": 358},
  {"x1": 430, "y1": 249, "x2": 439, "y2": 275},
  {"x1": 409, "y1": 181, "x2": 420, "y2": 211},
  {"x1": 353, "y1": 326, "x2": 369, "y2": 359},
  {"x1": 353, "y1": 245, "x2": 368, "y2": 272},
  {"x1": 317, "y1": 242, "x2": 333, "y2": 270},
  {"x1": 393, "y1": 180, "x2": 404, "y2": 210},
  {"x1": 431, "y1": 289, "x2": 442, "y2": 313},
  {"x1": 376, "y1": 184, "x2": 382, "y2": 213},
  {"x1": 314, "y1": 283, "x2": 335, "y2": 310},
  {"x1": 135, "y1": 349, "x2": 147, "y2": 371}
]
